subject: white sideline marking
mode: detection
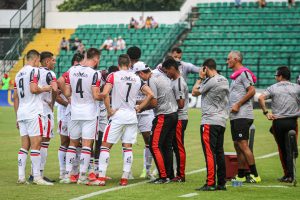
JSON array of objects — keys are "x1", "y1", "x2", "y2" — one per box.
[
  {"x1": 178, "y1": 193, "x2": 199, "y2": 198},
  {"x1": 70, "y1": 150, "x2": 282, "y2": 200}
]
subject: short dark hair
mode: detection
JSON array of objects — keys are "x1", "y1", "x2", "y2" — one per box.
[
  {"x1": 171, "y1": 47, "x2": 182, "y2": 54},
  {"x1": 86, "y1": 48, "x2": 100, "y2": 59},
  {"x1": 127, "y1": 46, "x2": 141, "y2": 60},
  {"x1": 118, "y1": 54, "x2": 130, "y2": 67},
  {"x1": 276, "y1": 66, "x2": 291, "y2": 80},
  {"x1": 108, "y1": 65, "x2": 119, "y2": 74},
  {"x1": 71, "y1": 52, "x2": 84, "y2": 65},
  {"x1": 202, "y1": 58, "x2": 217, "y2": 70},
  {"x1": 162, "y1": 58, "x2": 179, "y2": 70},
  {"x1": 40, "y1": 51, "x2": 53, "y2": 62},
  {"x1": 26, "y1": 49, "x2": 40, "y2": 60}
]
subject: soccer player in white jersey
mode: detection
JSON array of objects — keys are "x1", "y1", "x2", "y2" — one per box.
[
  {"x1": 127, "y1": 47, "x2": 155, "y2": 180},
  {"x1": 38, "y1": 51, "x2": 58, "y2": 182},
  {"x1": 89, "y1": 54, "x2": 154, "y2": 187},
  {"x1": 14, "y1": 50, "x2": 53, "y2": 185},
  {"x1": 60, "y1": 48, "x2": 104, "y2": 185},
  {"x1": 57, "y1": 52, "x2": 84, "y2": 180}
]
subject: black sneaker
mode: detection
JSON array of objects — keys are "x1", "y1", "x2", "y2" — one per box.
[
  {"x1": 153, "y1": 178, "x2": 170, "y2": 184},
  {"x1": 216, "y1": 185, "x2": 227, "y2": 191},
  {"x1": 43, "y1": 176, "x2": 55, "y2": 183},
  {"x1": 171, "y1": 176, "x2": 186, "y2": 182},
  {"x1": 278, "y1": 176, "x2": 293, "y2": 183},
  {"x1": 195, "y1": 184, "x2": 216, "y2": 191}
]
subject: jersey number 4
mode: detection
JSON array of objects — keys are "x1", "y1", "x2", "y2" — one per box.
[{"x1": 76, "y1": 78, "x2": 84, "y2": 98}]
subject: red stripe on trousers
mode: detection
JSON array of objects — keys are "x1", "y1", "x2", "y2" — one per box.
[
  {"x1": 151, "y1": 115, "x2": 167, "y2": 178},
  {"x1": 176, "y1": 120, "x2": 186, "y2": 177},
  {"x1": 46, "y1": 118, "x2": 51, "y2": 138},
  {"x1": 103, "y1": 124, "x2": 111, "y2": 142},
  {"x1": 203, "y1": 124, "x2": 215, "y2": 186},
  {"x1": 38, "y1": 116, "x2": 43, "y2": 136}
]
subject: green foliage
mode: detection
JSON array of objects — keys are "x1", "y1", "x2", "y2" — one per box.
[{"x1": 57, "y1": 0, "x2": 185, "y2": 11}]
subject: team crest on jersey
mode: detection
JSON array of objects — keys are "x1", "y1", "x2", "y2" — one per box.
[
  {"x1": 73, "y1": 72, "x2": 88, "y2": 78},
  {"x1": 17, "y1": 72, "x2": 26, "y2": 77},
  {"x1": 121, "y1": 76, "x2": 136, "y2": 82}
]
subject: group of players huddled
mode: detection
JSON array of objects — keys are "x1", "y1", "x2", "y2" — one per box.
[{"x1": 14, "y1": 45, "x2": 300, "y2": 191}]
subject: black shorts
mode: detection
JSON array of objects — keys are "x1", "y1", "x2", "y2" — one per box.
[{"x1": 230, "y1": 118, "x2": 253, "y2": 141}]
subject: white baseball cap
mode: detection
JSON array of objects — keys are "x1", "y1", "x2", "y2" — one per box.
[{"x1": 133, "y1": 61, "x2": 150, "y2": 72}]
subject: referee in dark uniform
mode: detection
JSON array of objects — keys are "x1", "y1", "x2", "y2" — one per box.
[{"x1": 259, "y1": 66, "x2": 300, "y2": 182}]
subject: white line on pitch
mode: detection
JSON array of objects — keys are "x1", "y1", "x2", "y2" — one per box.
[
  {"x1": 178, "y1": 193, "x2": 199, "y2": 198},
  {"x1": 70, "y1": 150, "x2": 281, "y2": 200},
  {"x1": 227, "y1": 184, "x2": 289, "y2": 188}
]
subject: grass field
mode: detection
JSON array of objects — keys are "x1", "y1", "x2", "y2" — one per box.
[{"x1": 0, "y1": 107, "x2": 299, "y2": 200}]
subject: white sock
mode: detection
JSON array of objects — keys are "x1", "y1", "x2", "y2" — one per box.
[
  {"x1": 65, "y1": 146, "x2": 76, "y2": 177},
  {"x1": 88, "y1": 157, "x2": 94, "y2": 174},
  {"x1": 98, "y1": 147, "x2": 110, "y2": 178},
  {"x1": 122, "y1": 147, "x2": 133, "y2": 179},
  {"x1": 94, "y1": 159, "x2": 99, "y2": 175},
  {"x1": 18, "y1": 148, "x2": 28, "y2": 180},
  {"x1": 79, "y1": 147, "x2": 91, "y2": 178},
  {"x1": 58, "y1": 146, "x2": 67, "y2": 176},
  {"x1": 30, "y1": 150, "x2": 41, "y2": 179},
  {"x1": 40, "y1": 142, "x2": 50, "y2": 177},
  {"x1": 144, "y1": 145, "x2": 152, "y2": 173},
  {"x1": 71, "y1": 146, "x2": 81, "y2": 175}
]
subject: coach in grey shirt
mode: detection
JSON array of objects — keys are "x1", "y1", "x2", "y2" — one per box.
[
  {"x1": 192, "y1": 58, "x2": 229, "y2": 191},
  {"x1": 134, "y1": 62, "x2": 178, "y2": 184},
  {"x1": 227, "y1": 51, "x2": 261, "y2": 183},
  {"x1": 259, "y1": 66, "x2": 300, "y2": 182}
]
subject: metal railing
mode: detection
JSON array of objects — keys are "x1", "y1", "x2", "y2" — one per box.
[{"x1": 0, "y1": 0, "x2": 45, "y2": 77}]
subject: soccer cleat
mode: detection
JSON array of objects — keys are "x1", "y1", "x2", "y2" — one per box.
[
  {"x1": 119, "y1": 178, "x2": 128, "y2": 186},
  {"x1": 59, "y1": 175, "x2": 65, "y2": 180},
  {"x1": 43, "y1": 176, "x2": 55, "y2": 183},
  {"x1": 216, "y1": 185, "x2": 227, "y2": 191},
  {"x1": 28, "y1": 175, "x2": 34, "y2": 182},
  {"x1": 146, "y1": 173, "x2": 156, "y2": 181},
  {"x1": 128, "y1": 171, "x2": 134, "y2": 180},
  {"x1": 247, "y1": 174, "x2": 262, "y2": 183},
  {"x1": 59, "y1": 177, "x2": 72, "y2": 184},
  {"x1": 70, "y1": 175, "x2": 78, "y2": 183},
  {"x1": 17, "y1": 178, "x2": 29, "y2": 185},
  {"x1": 153, "y1": 178, "x2": 170, "y2": 184},
  {"x1": 33, "y1": 177, "x2": 54, "y2": 186},
  {"x1": 77, "y1": 177, "x2": 89, "y2": 185},
  {"x1": 231, "y1": 175, "x2": 246, "y2": 182},
  {"x1": 87, "y1": 177, "x2": 106, "y2": 186},
  {"x1": 278, "y1": 176, "x2": 293, "y2": 183},
  {"x1": 171, "y1": 176, "x2": 186, "y2": 182},
  {"x1": 88, "y1": 172, "x2": 97, "y2": 181},
  {"x1": 105, "y1": 176, "x2": 112, "y2": 180},
  {"x1": 195, "y1": 184, "x2": 216, "y2": 191},
  {"x1": 139, "y1": 168, "x2": 147, "y2": 178}
]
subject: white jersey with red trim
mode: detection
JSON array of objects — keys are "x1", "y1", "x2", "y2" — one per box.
[
  {"x1": 14, "y1": 65, "x2": 43, "y2": 121},
  {"x1": 106, "y1": 70, "x2": 144, "y2": 124},
  {"x1": 39, "y1": 67, "x2": 57, "y2": 115},
  {"x1": 66, "y1": 65, "x2": 100, "y2": 120}
]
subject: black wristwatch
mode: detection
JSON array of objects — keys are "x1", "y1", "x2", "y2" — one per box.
[{"x1": 263, "y1": 110, "x2": 269, "y2": 115}]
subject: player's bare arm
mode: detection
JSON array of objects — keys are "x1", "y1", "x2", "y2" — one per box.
[
  {"x1": 56, "y1": 91, "x2": 68, "y2": 107},
  {"x1": 258, "y1": 93, "x2": 277, "y2": 120},
  {"x1": 136, "y1": 85, "x2": 154, "y2": 113},
  {"x1": 30, "y1": 82, "x2": 51, "y2": 94},
  {"x1": 102, "y1": 83, "x2": 116, "y2": 117}
]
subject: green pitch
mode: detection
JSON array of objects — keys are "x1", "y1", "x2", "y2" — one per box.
[{"x1": 0, "y1": 107, "x2": 299, "y2": 200}]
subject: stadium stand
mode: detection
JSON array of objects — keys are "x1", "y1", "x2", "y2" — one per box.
[
  {"x1": 8, "y1": 29, "x2": 74, "y2": 80},
  {"x1": 55, "y1": 24, "x2": 186, "y2": 77},
  {"x1": 182, "y1": 1, "x2": 300, "y2": 89}
]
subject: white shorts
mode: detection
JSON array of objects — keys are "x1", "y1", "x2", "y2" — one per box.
[
  {"x1": 57, "y1": 120, "x2": 69, "y2": 137},
  {"x1": 18, "y1": 115, "x2": 43, "y2": 137},
  {"x1": 137, "y1": 114, "x2": 154, "y2": 133},
  {"x1": 102, "y1": 120, "x2": 138, "y2": 144},
  {"x1": 42, "y1": 114, "x2": 54, "y2": 138},
  {"x1": 68, "y1": 118, "x2": 98, "y2": 140}
]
